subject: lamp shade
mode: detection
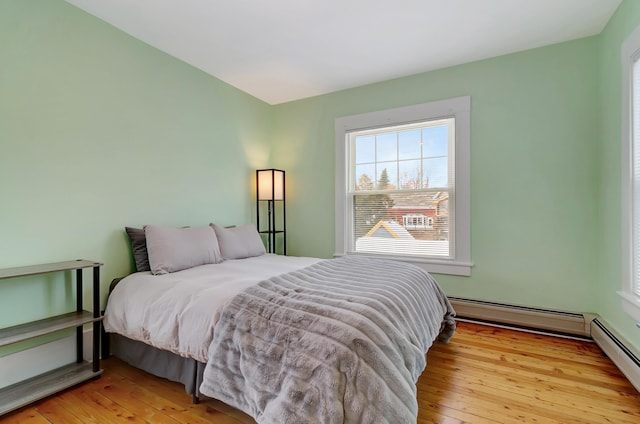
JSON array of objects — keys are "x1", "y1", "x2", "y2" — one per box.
[{"x1": 257, "y1": 169, "x2": 285, "y2": 200}]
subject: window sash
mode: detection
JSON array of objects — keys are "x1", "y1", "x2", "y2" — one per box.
[
  {"x1": 346, "y1": 119, "x2": 455, "y2": 259},
  {"x1": 350, "y1": 188, "x2": 453, "y2": 258}
]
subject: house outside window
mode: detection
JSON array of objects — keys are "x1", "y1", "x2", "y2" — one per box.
[
  {"x1": 335, "y1": 97, "x2": 471, "y2": 276},
  {"x1": 403, "y1": 214, "x2": 433, "y2": 230},
  {"x1": 621, "y1": 24, "x2": 640, "y2": 322}
]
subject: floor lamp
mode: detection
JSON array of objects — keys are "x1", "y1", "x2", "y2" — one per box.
[{"x1": 256, "y1": 169, "x2": 286, "y2": 254}]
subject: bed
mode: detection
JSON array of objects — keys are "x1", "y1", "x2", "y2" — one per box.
[{"x1": 103, "y1": 224, "x2": 456, "y2": 423}]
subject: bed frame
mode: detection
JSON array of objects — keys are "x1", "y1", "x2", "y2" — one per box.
[{"x1": 110, "y1": 333, "x2": 205, "y2": 403}]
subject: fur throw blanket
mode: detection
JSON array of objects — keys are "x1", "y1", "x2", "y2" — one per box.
[{"x1": 200, "y1": 256, "x2": 456, "y2": 423}]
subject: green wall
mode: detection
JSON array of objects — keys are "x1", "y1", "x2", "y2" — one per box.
[
  {"x1": 273, "y1": 38, "x2": 601, "y2": 315},
  {"x1": 0, "y1": 0, "x2": 272, "y2": 331}
]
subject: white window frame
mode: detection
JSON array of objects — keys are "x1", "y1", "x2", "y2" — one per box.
[
  {"x1": 335, "y1": 96, "x2": 471, "y2": 276},
  {"x1": 620, "y1": 24, "x2": 640, "y2": 323}
]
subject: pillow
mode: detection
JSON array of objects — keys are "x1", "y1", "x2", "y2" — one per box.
[
  {"x1": 144, "y1": 225, "x2": 223, "y2": 275},
  {"x1": 211, "y1": 223, "x2": 266, "y2": 260},
  {"x1": 125, "y1": 227, "x2": 150, "y2": 272}
]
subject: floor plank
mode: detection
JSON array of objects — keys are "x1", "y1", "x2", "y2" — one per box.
[{"x1": 1, "y1": 321, "x2": 638, "y2": 423}]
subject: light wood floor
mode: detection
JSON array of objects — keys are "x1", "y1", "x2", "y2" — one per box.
[{"x1": 2, "y1": 321, "x2": 639, "y2": 423}]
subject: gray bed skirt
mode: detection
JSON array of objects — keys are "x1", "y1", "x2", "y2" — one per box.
[{"x1": 109, "y1": 333, "x2": 205, "y2": 402}]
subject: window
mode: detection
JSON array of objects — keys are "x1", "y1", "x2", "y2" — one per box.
[
  {"x1": 621, "y1": 25, "x2": 640, "y2": 322},
  {"x1": 335, "y1": 96, "x2": 471, "y2": 276},
  {"x1": 403, "y1": 214, "x2": 433, "y2": 230}
]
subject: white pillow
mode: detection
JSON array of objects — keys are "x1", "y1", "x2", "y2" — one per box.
[
  {"x1": 212, "y1": 223, "x2": 266, "y2": 260},
  {"x1": 144, "y1": 225, "x2": 223, "y2": 275}
]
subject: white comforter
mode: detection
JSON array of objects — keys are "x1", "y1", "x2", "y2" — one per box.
[{"x1": 103, "y1": 254, "x2": 322, "y2": 363}]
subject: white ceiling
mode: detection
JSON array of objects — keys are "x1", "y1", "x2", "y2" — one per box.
[{"x1": 65, "y1": 0, "x2": 621, "y2": 105}]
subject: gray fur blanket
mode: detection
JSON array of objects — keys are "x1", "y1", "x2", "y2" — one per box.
[{"x1": 199, "y1": 256, "x2": 456, "y2": 423}]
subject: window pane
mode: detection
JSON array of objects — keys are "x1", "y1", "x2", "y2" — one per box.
[
  {"x1": 423, "y1": 157, "x2": 448, "y2": 188},
  {"x1": 376, "y1": 133, "x2": 397, "y2": 162},
  {"x1": 354, "y1": 191, "x2": 450, "y2": 258},
  {"x1": 398, "y1": 129, "x2": 422, "y2": 160},
  {"x1": 423, "y1": 126, "x2": 448, "y2": 158},
  {"x1": 355, "y1": 164, "x2": 376, "y2": 191},
  {"x1": 353, "y1": 194, "x2": 395, "y2": 238},
  {"x1": 376, "y1": 163, "x2": 397, "y2": 190},
  {"x1": 355, "y1": 135, "x2": 375, "y2": 164},
  {"x1": 399, "y1": 159, "x2": 422, "y2": 189}
]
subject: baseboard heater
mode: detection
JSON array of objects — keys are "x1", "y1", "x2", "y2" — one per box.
[
  {"x1": 591, "y1": 318, "x2": 640, "y2": 392},
  {"x1": 448, "y1": 297, "x2": 640, "y2": 393},
  {"x1": 449, "y1": 297, "x2": 594, "y2": 338}
]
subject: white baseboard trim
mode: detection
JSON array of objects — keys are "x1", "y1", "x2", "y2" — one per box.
[
  {"x1": 449, "y1": 297, "x2": 595, "y2": 337},
  {"x1": 591, "y1": 318, "x2": 640, "y2": 393},
  {"x1": 0, "y1": 329, "x2": 94, "y2": 389}
]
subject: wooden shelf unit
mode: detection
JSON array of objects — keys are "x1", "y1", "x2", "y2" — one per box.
[{"x1": 0, "y1": 260, "x2": 103, "y2": 416}]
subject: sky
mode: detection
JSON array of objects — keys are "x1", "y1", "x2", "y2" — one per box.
[{"x1": 353, "y1": 122, "x2": 451, "y2": 190}]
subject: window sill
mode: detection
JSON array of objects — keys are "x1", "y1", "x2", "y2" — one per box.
[
  {"x1": 334, "y1": 252, "x2": 472, "y2": 276},
  {"x1": 618, "y1": 291, "x2": 640, "y2": 323}
]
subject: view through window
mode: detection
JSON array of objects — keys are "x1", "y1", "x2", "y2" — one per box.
[{"x1": 348, "y1": 118, "x2": 454, "y2": 258}]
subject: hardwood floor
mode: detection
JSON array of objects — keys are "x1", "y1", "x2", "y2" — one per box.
[{"x1": 2, "y1": 321, "x2": 639, "y2": 423}]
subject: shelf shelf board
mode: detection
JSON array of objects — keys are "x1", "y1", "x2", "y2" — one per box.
[
  {"x1": 0, "y1": 260, "x2": 102, "y2": 280},
  {"x1": 0, "y1": 362, "x2": 102, "y2": 416},
  {"x1": 0, "y1": 311, "x2": 101, "y2": 348}
]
